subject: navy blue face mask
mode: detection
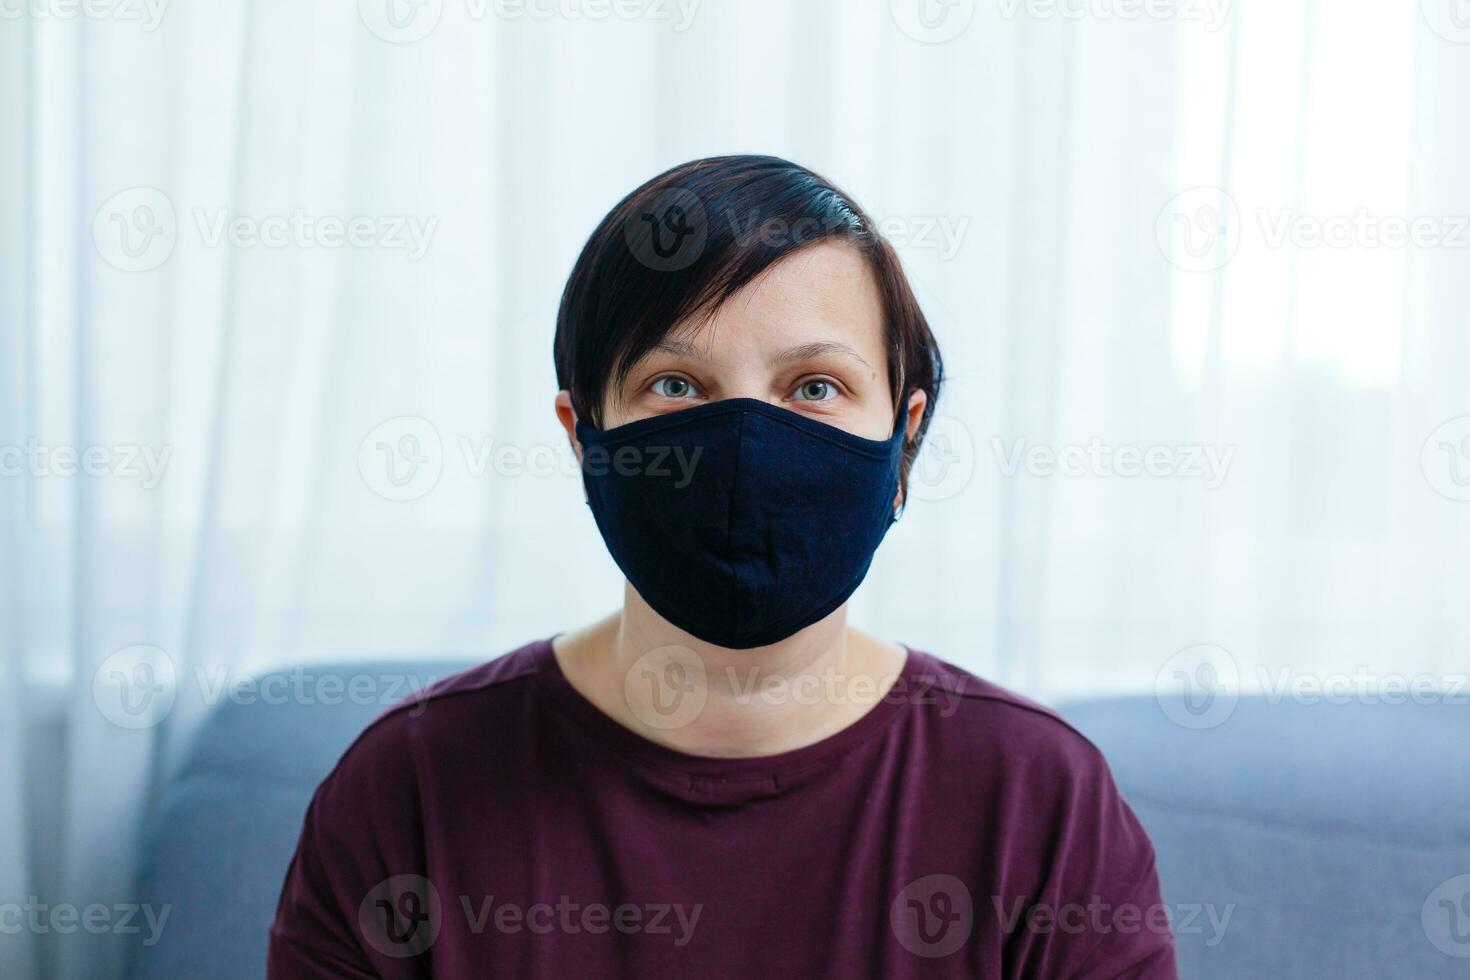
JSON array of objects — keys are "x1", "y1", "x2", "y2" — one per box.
[{"x1": 575, "y1": 397, "x2": 907, "y2": 650}]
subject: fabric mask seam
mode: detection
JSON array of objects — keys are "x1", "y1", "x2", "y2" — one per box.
[
  {"x1": 743, "y1": 405, "x2": 900, "y2": 459},
  {"x1": 577, "y1": 400, "x2": 759, "y2": 445},
  {"x1": 723, "y1": 410, "x2": 748, "y2": 641},
  {"x1": 720, "y1": 455, "x2": 901, "y2": 646},
  {"x1": 764, "y1": 462, "x2": 895, "y2": 641}
]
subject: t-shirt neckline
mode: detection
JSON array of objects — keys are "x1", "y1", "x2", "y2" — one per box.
[{"x1": 531, "y1": 635, "x2": 925, "y2": 781}]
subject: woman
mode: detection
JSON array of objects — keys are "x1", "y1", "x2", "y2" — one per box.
[{"x1": 268, "y1": 156, "x2": 1177, "y2": 978}]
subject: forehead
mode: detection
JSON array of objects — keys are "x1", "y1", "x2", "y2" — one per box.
[{"x1": 668, "y1": 241, "x2": 885, "y2": 355}]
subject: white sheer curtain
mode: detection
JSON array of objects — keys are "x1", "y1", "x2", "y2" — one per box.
[{"x1": 3, "y1": 1, "x2": 1469, "y2": 976}]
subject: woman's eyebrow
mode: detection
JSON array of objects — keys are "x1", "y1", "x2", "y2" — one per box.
[
  {"x1": 773, "y1": 341, "x2": 873, "y2": 370},
  {"x1": 651, "y1": 338, "x2": 706, "y2": 358},
  {"x1": 650, "y1": 337, "x2": 874, "y2": 371}
]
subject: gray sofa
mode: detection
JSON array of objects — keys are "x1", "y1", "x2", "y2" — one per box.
[{"x1": 125, "y1": 663, "x2": 1469, "y2": 979}]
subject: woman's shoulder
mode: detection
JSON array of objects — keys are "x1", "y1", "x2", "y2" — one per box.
[
  {"x1": 310, "y1": 637, "x2": 556, "y2": 795},
  {"x1": 901, "y1": 647, "x2": 1115, "y2": 778}
]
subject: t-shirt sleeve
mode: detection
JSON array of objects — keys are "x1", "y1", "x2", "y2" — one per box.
[
  {"x1": 267, "y1": 714, "x2": 431, "y2": 980},
  {"x1": 997, "y1": 735, "x2": 1179, "y2": 980}
]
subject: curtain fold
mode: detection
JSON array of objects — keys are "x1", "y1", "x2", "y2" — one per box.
[{"x1": 1, "y1": 12, "x2": 39, "y2": 979}]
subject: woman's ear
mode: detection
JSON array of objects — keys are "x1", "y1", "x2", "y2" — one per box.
[
  {"x1": 903, "y1": 388, "x2": 928, "y2": 443},
  {"x1": 554, "y1": 390, "x2": 582, "y2": 463},
  {"x1": 893, "y1": 388, "x2": 929, "y2": 514}
]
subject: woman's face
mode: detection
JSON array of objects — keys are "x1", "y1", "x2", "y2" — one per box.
[{"x1": 600, "y1": 241, "x2": 909, "y2": 441}]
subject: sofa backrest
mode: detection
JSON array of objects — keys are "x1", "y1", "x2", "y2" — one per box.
[
  {"x1": 127, "y1": 667, "x2": 1470, "y2": 979},
  {"x1": 1063, "y1": 695, "x2": 1470, "y2": 978},
  {"x1": 125, "y1": 661, "x2": 472, "y2": 980}
]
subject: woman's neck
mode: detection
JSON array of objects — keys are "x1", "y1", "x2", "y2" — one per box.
[{"x1": 551, "y1": 588, "x2": 907, "y2": 759}]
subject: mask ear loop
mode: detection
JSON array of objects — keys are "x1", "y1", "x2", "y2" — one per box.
[
  {"x1": 891, "y1": 384, "x2": 912, "y2": 523},
  {"x1": 568, "y1": 390, "x2": 593, "y2": 505}
]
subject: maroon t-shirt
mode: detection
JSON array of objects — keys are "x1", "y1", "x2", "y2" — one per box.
[{"x1": 268, "y1": 638, "x2": 1176, "y2": 979}]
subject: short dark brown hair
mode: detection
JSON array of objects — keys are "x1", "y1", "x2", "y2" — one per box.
[{"x1": 553, "y1": 154, "x2": 944, "y2": 495}]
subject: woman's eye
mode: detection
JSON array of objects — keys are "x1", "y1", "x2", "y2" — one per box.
[
  {"x1": 651, "y1": 376, "x2": 698, "y2": 399},
  {"x1": 793, "y1": 379, "x2": 838, "y2": 401}
]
